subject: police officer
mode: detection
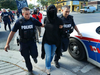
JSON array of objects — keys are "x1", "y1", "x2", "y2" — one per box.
[
  {"x1": 8, "y1": 9, "x2": 14, "y2": 23},
  {"x1": 16, "y1": 9, "x2": 20, "y2": 19},
  {"x1": 4, "y1": 7, "x2": 44, "y2": 75},
  {"x1": 54, "y1": 5, "x2": 82, "y2": 68},
  {"x1": 1, "y1": 8, "x2": 12, "y2": 31}
]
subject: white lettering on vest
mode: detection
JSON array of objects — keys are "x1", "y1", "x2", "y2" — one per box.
[
  {"x1": 21, "y1": 25, "x2": 33, "y2": 29},
  {"x1": 4, "y1": 14, "x2": 8, "y2": 16},
  {"x1": 63, "y1": 24, "x2": 71, "y2": 28}
]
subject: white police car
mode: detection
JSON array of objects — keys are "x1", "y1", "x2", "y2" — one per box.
[{"x1": 68, "y1": 22, "x2": 100, "y2": 67}]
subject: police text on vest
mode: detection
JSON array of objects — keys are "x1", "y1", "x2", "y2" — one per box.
[{"x1": 21, "y1": 25, "x2": 33, "y2": 29}]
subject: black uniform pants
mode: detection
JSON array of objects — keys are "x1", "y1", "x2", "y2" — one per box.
[
  {"x1": 20, "y1": 41, "x2": 38, "y2": 71},
  {"x1": 3, "y1": 19, "x2": 11, "y2": 31},
  {"x1": 54, "y1": 37, "x2": 69, "y2": 62}
]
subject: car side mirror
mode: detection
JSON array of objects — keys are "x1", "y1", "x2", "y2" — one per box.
[{"x1": 96, "y1": 26, "x2": 100, "y2": 34}]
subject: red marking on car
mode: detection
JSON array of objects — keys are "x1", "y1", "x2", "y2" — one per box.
[
  {"x1": 90, "y1": 45, "x2": 100, "y2": 53},
  {"x1": 75, "y1": 36, "x2": 100, "y2": 43}
]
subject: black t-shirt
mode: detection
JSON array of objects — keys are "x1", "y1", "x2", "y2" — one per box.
[
  {"x1": 9, "y1": 11, "x2": 13, "y2": 18},
  {"x1": 1, "y1": 12, "x2": 10, "y2": 20},
  {"x1": 12, "y1": 17, "x2": 42, "y2": 32}
]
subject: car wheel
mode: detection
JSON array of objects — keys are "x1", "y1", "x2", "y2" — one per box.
[
  {"x1": 68, "y1": 38, "x2": 86, "y2": 60},
  {"x1": 93, "y1": 10, "x2": 95, "y2": 13},
  {"x1": 85, "y1": 11, "x2": 87, "y2": 13}
]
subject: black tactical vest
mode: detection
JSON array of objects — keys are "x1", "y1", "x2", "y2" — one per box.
[
  {"x1": 59, "y1": 14, "x2": 74, "y2": 37},
  {"x1": 19, "y1": 17, "x2": 36, "y2": 40}
]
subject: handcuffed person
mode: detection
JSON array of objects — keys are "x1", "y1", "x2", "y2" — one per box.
[{"x1": 41, "y1": 5, "x2": 63, "y2": 75}]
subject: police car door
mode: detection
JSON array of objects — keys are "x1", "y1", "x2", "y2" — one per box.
[
  {"x1": 88, "y1": 39, "x2": 99, "y2": 62},
  {"x1": 95, "y1": 41, "x2": 100, "y2": 63},
  {"x1": 95, "y1": 26, "x2": 100, "y2": 63}
]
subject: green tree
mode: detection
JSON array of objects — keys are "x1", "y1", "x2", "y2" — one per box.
[
  {"x1": 28, "y1": 4, "x2": 35, "y2": 9},
  {"x1": 36, "y1": 4, "x2": 40, "y2": 8},
  {"x1": 37, "y1": 0, "x2": 58, "y2": 7},
  {"x1": 0, "y1": 0, "x2": 17, "y2": 10},
  {"x1": 48, "y1": 0, "x2": 58, "y2": 4},
  {"x1": 37, "y1": 0, "x2": 48, "y2": 7}
]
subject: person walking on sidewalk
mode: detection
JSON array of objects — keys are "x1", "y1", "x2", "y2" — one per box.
[
  {"x1": 4, "y1": 7, "x2": 44, "y2": 75},
  {"x1": 8, "y1": 9, "x2": 14, "y2": 23},
  {"x1": 32, "y1": 7, "x2": 42, "y2": 43},
  {"x1": 0, "y1": 8, "x2": 12, "y2": 31},
  {"x1": 77, "y1": 6, "x2": 79, "y2": 12},
  {"x1": 16, "y1": 10, "x2": 20, "y2": 19},
  {"x1": 41, "y1": 5, "x2": 63, "y2": 75},
  {"x1": 54, "y1": 5, "x2": 82, "y2": 68}
]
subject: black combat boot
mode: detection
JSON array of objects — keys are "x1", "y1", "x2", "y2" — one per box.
[
  {"x1": 33, "y1": 58, "x2": 38, "y2": 63},
  {"x1": 27, "y1": 71, "x2": 34, "y2": 75},
  {"x1": 54, "y1": 61, "x2": 60, "y2": 68}
]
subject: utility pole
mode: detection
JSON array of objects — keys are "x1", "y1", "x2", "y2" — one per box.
[{"x1": 56, "y1": 0, "x2": 59, "y2": 12}]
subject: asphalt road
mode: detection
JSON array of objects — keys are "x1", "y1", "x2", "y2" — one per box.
[{"x1": 0, "y1": 12, "x2": 100, "y2": 75}]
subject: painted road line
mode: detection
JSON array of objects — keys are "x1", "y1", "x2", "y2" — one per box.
[
  {"x1": 0, "y1": 61, "x2": 26, "y2": 75},
  {"x1": 72, "y1": 66, "x2": 81, "y2": 72},
  {"x1": 80, "y1": 64, "x2": 95, "y2": 73}
]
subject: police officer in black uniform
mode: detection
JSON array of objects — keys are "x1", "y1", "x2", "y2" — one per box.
[
  {"x1": 1, "y1": 8, "x2": 12, "y2": 31},
  {"x1": 54, "y1": 5, "x2": 82, "y2": 68},
  {"x1": 4, "y1": 7, "x2": 44, "y2": 75}
]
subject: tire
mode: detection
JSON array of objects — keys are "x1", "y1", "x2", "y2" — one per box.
[
  {"x1": 85, "y1": 11, "x2": 87, "y2": 13},
  {"x1": 93, "y1": 10, "x2": 95, "y2": 13},
  {"x1": 68, "y1": 38, "x2": 86, "y2": 60}
]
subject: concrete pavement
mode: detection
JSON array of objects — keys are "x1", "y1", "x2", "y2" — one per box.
[{"x1": 0, "y1": 49, "x2": 77, "y2": 75}]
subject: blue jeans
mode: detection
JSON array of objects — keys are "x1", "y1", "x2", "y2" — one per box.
[{"x1": 44, "y1": 43, "x2": 57, "y2": 69}]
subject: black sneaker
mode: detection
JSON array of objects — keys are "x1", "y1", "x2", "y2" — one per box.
[
  {"x1": 33, "y1": 58, "x2": 38, "y2": 63},
  {"x1": 27, "y1": 71, "x2": 34, "y2": 75},
  {"x1": 54, "y1": 61, "x2": 60, "y2": 68},
  {"x1": 36, "y1": 40, "x2": 39, "y2": 43}
]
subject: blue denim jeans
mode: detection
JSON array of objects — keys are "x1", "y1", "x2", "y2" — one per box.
[{"x1": 44, "y1": 43, "x2": 57, "y2": 69}]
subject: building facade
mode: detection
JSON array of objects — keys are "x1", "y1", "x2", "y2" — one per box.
[
  {"x1": 88, "y1": 1, "x2": 100, "y2": 11},
  {"x1": 55, "y1": 0, "x2": 88, "y2": 12}
]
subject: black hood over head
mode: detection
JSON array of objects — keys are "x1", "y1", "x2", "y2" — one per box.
[{"x1": 47, "y1": 4, "x2": 57, "y2": 23}]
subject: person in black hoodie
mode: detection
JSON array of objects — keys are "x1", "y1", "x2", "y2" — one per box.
[{"x1": 41, "y1": 5, "x2": 63, "y2": 75}]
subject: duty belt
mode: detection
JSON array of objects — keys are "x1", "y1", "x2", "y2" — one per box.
[{"x1": 20, "y1": 38, "x2": 35, "y2": 43}]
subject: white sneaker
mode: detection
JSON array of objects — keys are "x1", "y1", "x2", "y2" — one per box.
[{"x1": 46, "y1": 69, "x2": 50, "y2": 75}]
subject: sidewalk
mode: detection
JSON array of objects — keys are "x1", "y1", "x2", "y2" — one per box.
[{"x1": 0, "y1": 49, "x2": 77, "y2": 75}]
